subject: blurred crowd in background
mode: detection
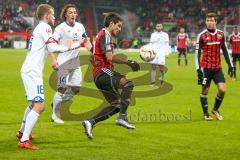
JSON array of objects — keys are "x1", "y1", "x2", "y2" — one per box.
[{"x1": 0, "y1": 0, "x2": 240, "y2": 50}]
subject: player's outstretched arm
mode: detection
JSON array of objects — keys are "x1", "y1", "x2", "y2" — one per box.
[
  {"x1": 83, "y1": 38, "x2": 93, "y2": 52},
  {"x1": 106, "y1": 52, "x2": 140, "y2": 71},
  {"x1": 49, "y1": 53, "x2": 59, "y2": 70}
]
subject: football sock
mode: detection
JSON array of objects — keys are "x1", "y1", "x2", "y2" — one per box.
[
  {"x1": 160, "y1": 71, "x2": 165, "y2": 80},
  {"x1": 19, "y1": 105, "x2": 33, "y2": 133},
  {"x1": 52, "y1": 92, "x2": 63, "y2": 118},
  {"x1": 119, "y1": 101, "x2": 129, "y2": 114},
  {"x1": 234, "y1": 66, "x2": 236, "y2": 78},
  {"x1": 120, "y1": 81, "x2": 133, "y2": 114},
  {"x1": 178, "y1": 54, "x2": 181, "y2": 65},
  {"x1": 200, "y1": 94, "x2": 208, "y2": 114},
  {"x1": 21, "y1": 110, "x2": 39, "y2": 142},
  {"x1": 213, "y1": 95, "x2": 223, "y2": 111},
  {"x1": 52, "y1": 89, "x2": 74, "y2": 118},
  {"x1": 184, "y1": 55, "x2": 188, "y2": 65},
  {"x1": 89, "y1": 105, "x2": 120, "y2": 125},
  {"x1": 151, "y1": 70, "x2": 156, "y2": 83}
]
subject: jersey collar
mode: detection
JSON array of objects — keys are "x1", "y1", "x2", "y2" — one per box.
[
  {"x1": 65, "y1": 21, "x2": 75, "y2": 27},
  {"x1": 207, "y1": 29, "x2": 217, "y2": 35},
  {"x1": 103, "y1": 28, "x2": 111, "y2": 37}
]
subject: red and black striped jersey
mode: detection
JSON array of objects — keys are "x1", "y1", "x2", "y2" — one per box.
[
  {"x1": 91, "y1": 28, "x2": 114, "y2": 79},
  {"x1": 195, "y1": 29, "x2": 233, "y2": 69},
  {"x1": 229, "y1": 33, "x2": 240, "y2": 54},
  {"x1": 177, "y1": 33, "x2": 188, "y2": 49}
]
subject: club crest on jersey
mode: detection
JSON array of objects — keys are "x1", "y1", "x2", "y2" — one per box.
[
  {"x1": 217, "y1": 34, "x2": 222, "y2": 39},
  {"x1": 46, "y1": 28, "x2": 51, "y2": 34}
]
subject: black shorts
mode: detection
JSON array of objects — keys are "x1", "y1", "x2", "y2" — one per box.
[
  {"x1": 94, "y1": 69, "x2": 124, "y2": 103},
  {"x1": 202, "y1": 68, "x2": 225, "y2": 86},
  {"x1": 177, "y1": 48, "x2": 186, "y2": 54},
  {"x1": 232, "y1": 54, "x2": 240, "y2": 61}
]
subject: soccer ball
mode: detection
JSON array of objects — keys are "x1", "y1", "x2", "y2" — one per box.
[{"x1": 139, "y1": 44, "x2": 156, "y2": 62}]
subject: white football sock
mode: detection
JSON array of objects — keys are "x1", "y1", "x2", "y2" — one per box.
[
  {"x1": 19, "y1": 105, "x2": 33, "y2": 133},
  {"x1": 151, "y1": 70, "x2": 156, "y2": 83},
  {"x1": 52, "y1": 89, "x2": 74, "y2": 118},
  {"x1": 52, "y1": 92, "x2": 63, "y2": 118},
  {"x1": 21, "y1": 110, "x2": 39, "y2": 142}
]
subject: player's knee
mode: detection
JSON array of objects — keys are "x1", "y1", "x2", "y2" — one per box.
[
  {"x1": 110, "y1": 100, "x2": 121, "y2": 107},
  {"x1": 71, "y1": 86, "x2": 80, "y2": 94},
  {"x1": 58, "y1": 87, "x2": 66, "y2": 94},
  {"x1": 218, "y1": 86, "x2": 226, "y2": 95},
  {"x1": 201, "y1": 87, "x2": 209, "y2": 94},
  {"x1": 123, "y1": 81, "x2": 134, "y2": 90},
  {"x1": 32, "y1": 103, "x2": 45, "y2": 113}
]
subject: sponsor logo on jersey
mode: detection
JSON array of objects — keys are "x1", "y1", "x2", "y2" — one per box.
[
  {"x1": 217, "y1": 34, "x2": 222, "y2": 39},
  {"x1": 46, "y1": 28, "x2": 51, "y2": 34}
]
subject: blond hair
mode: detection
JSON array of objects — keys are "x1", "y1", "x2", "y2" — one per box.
[{"x1": 35, "y1": 4, "x2": 54, "y2": 20}]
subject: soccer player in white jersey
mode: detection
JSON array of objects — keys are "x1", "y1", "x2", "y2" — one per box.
[
  {"x1": 50, "y1": 4, "x2": 92, "y2": 123},
  {"x1": 150, "y1": 23, "x2": 170, "y2": 86},
  {"x1": 17, "y1": 4, "x2": 82, "y2": 150}
]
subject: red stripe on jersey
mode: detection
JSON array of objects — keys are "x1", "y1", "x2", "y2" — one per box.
[
  {"x1": 230, "y1": 34, "x2": 240, "y2": 54},
  {"x1": 177, "y1": 33, "x2": 187, "y2": 49},
  {"x1": 200, "y1": 30, "x2": 224, "y2": 69},
  {"x1": 45, "y1": 37, "x2": 56, "y2": 44},
  {"x1": 92, "y1": 29, "x2": 113, "y2": 79}
]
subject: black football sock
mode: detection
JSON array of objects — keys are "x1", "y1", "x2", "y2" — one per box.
[
  {"x1": 234, "y1": 66, "x2": 236, "y2": 78},
  {"x1": 200, "y1": 94, "x2": 208, "y2": 114},
  {"x1": 184, "y1": 56, "x2": 188, "y2": 65},
  {"x1": 213, "y1": 95, "x2": 223, "y2": 111},
  {"x1": 178, "y1": 54, "x2": 181, "y2": 65},
  {"x1": 89, "y1": 105, "x2": 120, "y2": 125}
]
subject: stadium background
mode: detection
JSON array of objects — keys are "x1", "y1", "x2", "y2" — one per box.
[
  {"x1": 1, "y1": 0, "x2": 240, "y2": 50},
  {"x1": 0, "y1": 1, "x2": 240, "y2": 160}
]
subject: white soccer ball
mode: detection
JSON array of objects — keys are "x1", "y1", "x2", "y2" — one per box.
[{"x1": 139, "y1": 44, "x2": 156, "y2": 62}]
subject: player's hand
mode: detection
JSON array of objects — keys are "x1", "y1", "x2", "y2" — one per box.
[
  {"x1": 127, "y1": 60, "x2": 140, "y2": 71},
  {"x1": 228, "y1": 66, "x2": 234, "y2": 78},
  {"x1": 197, "y1": 68, "x2": 203, "y2": 85},
  {"x1": 51, "y1": 59, "x2": 59, "y2": 70}
]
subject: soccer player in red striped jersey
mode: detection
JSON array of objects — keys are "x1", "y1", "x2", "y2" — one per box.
[
  {"x1": 195, "y1": 13, "x2": 234, "y2": 121},
  {"x1": 177, "y1": 27, "x2": 189, "y2": 67},
  {"x1": 82, "y1": 12, "x2": 140, "y2": 139},
  {"x1": 229, "y1": 26, "x2": 240, "y2": 80}
]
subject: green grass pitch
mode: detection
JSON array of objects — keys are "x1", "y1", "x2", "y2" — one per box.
[{"x1": 0, "y1": 48, "x2": 240, "y2": 160}]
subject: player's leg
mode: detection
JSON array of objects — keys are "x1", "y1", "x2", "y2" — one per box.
[
  {"x1": 52, "y1": 68, "x2": 82, "y2": 123},
  {"x1": 232, "y1": 55, "x2": 237, "y2": 79},
  {"x1": 82, "y1": 71, "x2": 121, "y2": 138},
  {"x1": 150, "y1": 64, "x2": 157, "y2": 85},
  {"x1": 200, "y1": 68, "x2": 213, "y2": 120},
  {"x1": 116, "y1": 76, "x2": 135, "y2": 129},
  {"x1": 211, "y1": 69, "x2": 226, "y2": 120},
  {"x1": 18, "y1": 102, "x2": 44, "y2": 150},
  {"x1": 177, "y1": 48, "x2": 182, "y2": 66},
  {"x1": 18, "y1": 72, "x2": 44, "y2": 149},
  {"x1": 16, "y1": 105, "x2": 34, "y2": 140},
  {"x1": 238, "y1": 55, "x2": 240, "y2": 69},
  {"x1": 159, "y1": 64, "x2": 165, "y2": 86},
  {"x1": 183, "y1": 49, "x2": 188, "y2": 66}
]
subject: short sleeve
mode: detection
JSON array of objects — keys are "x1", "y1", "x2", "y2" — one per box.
[
  {"x1": 53, "y1": 26, "x2": 61, "y2": 42},
  {"x1": 42, "y1": 24, "x2": 55, "y2": 44}
]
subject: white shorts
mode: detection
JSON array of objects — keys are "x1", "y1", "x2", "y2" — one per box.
[
  {"x1": 21, "y1": 72, "x2": 44, "y2": 102},
  {"x1": 57, "y1": 67, "x2": 82, "y2": 89},
  {"x1": 150, "y1": 56, "x2": 166, "y2": 66}
]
